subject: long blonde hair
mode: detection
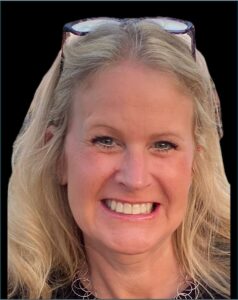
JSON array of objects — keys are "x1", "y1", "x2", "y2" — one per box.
[{"x1": 8, "y1": 19, "x2": 230, "y2": 298}]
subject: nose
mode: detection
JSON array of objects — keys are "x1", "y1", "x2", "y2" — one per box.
[{"x1": 115, "y1": 149, "x2": 151, "y2": 191}]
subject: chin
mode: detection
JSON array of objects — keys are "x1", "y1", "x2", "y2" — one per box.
[{"x1": 104, "y1": 234, "x2": 169, "y2": 256}]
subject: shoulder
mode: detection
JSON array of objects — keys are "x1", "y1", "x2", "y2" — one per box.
[
  {"x1": 177, "y1": 282, "x2": 228, "y2": 299},
  {"x1": 199, "y1": 287, "x2": 228, "y2": 299},
  {"x1": 199, "y1": 290, "x2": 227, "y2": 299}
]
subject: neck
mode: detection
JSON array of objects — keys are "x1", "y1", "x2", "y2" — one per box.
[{"x1": 83, "y1": 238, "x2": 185, "y2": 299}]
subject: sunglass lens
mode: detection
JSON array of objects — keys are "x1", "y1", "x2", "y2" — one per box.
[
  {"x1": 72, "y1": 19, "x2": 119, "y2": 34},
  {"x1": 149, "y1": 18, "x2": 188, "y2": 32}
]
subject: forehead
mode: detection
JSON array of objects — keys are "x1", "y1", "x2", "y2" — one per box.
[
  {"x1": 69, "y1": 61, "x2": 194, "y2": 138},
  {"x1": 77, "y1": 59, "x2": 191, "y2": 95}
]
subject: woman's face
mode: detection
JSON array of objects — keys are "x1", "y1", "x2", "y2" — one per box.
[{"x1": 61, "y1": 61, "x2": 195, "y2": 255}]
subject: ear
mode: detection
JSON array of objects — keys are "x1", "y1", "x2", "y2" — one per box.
[
  {"x1": 196, "y1": 144, "x2": 203, "y2": 152},
  {"x1": 44, "y1": 125, "x2": 56, "y2": 144}
]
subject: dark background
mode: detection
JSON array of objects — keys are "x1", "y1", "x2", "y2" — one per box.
[{"x1": 1, "y1": 1, "x2": 237, "y2": 298}]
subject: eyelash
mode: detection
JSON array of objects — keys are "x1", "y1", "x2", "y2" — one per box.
[
  {"x1": 91, "y1": 136, "x2": 118, "y2": 149},
  {"x1": 153, "y1": 141, "x2": 178, "y2": 152},
  {"x1": 91, "y1": 136, "x2": 178, "y2": 152}
]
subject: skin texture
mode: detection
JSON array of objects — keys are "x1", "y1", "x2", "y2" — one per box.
[{"x1": 61, "y1": 60, "x2": 195, "y2": 298}]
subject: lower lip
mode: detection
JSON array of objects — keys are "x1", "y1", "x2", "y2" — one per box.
[{"x1": 100, "y1": 200, "x2": 160, "y2": 221}]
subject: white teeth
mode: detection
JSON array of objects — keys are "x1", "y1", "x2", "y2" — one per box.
[
  {"x1": 146, "y1": 203, "x2": 152, "y2": 213},
  {"x1": 116, "y1": 202, "x2": 123, "y2": 213},
  {"x1": 105, "y1": 200, "x2": 154, "y2": 215},
  {"x1": 124, "y1": 203, "x2": 132, "y2": 214},
  {"x1": 111, "y1": 200, "x2": 116, "y2": 210},
  {"x1": 141, "y1": 204, "x2": 147, "y2": 214},
  {"x1": 132, "y1": 204, "x2": 141, "y2": 214}
]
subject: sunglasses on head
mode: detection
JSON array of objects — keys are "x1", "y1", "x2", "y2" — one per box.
[
  {"x1": 62, "y1": 17, "x2": 196, "y2": 59},
  {"x1": 61, "y1": 17, "x2": 223, "y2": 139}
]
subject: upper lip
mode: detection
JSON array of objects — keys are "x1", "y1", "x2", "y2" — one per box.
[{"x1": 102, "y1": 197, "x2": 159, "y2": 204}]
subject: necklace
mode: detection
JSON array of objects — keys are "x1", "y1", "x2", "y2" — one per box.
[
  {"x1": 72, "y1": 279, "x2": 97, "y2": 300},
  {"x1": 175, "y1": 277, "x2": 200, "y2": 299},
  {"x1": 71, "y1": 271, "x2": 200, "y2": 299},
  {"x1": 71, "y1": 269, "x2": 97, "y2": 300}
]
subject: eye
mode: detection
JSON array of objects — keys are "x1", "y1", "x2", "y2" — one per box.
[
  {"x1": 91, "y1": 136, "x2": 118, "y2": 149},
  {"x1": 153, "y1": 141, "x2": 178, "y2": 152}
]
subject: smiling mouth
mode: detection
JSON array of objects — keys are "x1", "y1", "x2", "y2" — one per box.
[{"x1": 102, "y1": 199, "x2": 158, "y2": 215}]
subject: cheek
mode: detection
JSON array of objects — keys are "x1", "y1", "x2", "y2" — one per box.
[
  {"x1": 63, "y1": 145, "x2": 114, "y2": 229},
  {"x1": 69, "y1": 151, "x2": 114, "y2": 181},
  {"x1": 156, "y1": 154, "x2": 193, "y2": 205},
  {"x1": 64, "y1": 145, "x2": 116, "y2": 203}
]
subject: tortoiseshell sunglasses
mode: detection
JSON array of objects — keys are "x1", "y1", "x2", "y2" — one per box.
[
  {"x1": 61, "y1": 17, "x2": 223, "y2": 138},
  {"x1": 62, "y1": 17, "x2": 196, "y2": 58}
]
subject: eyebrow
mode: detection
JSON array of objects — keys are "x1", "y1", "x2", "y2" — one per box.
[
  {"x1": 87, "y1": 124, "x2": 121, "y2": 133},
  {"x1": 147, "y1": 131, "x2": 188, "y2": 144},
  {"x1": 87, "y1": 124, "x2": 187, "y2": 142}
]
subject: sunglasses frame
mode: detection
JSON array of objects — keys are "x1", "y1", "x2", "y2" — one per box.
[{"x1": 63, "y1": 17, "x2": 196, "y2": 59}]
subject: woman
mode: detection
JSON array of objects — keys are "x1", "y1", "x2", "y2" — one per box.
[{"x1": 8, "y1": 17, "x2": 230, "y2": 299}]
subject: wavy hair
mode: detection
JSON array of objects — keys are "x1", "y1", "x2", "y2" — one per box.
[{"x1": 8, "y1": 20, "x2": 230, "y2": 298}]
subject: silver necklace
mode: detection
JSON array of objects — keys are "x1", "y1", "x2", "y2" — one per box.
[
  {"x1": 71, "y1": 271, "x2": 200, "y2": 299},
  {"x1": 175, "y1": 277, "x2": 200, "y2": 299},
  {"x1": 72, "y1": 269, "x2": 97, "y2": 300}
]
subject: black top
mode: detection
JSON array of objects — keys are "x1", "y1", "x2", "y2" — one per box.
[{"x1": 53, "y1": 281, "x2": 226, "y2": 299}]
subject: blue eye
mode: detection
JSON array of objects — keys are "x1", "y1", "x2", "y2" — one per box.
[
  {"x1": 91, "y1": 136, "x2": 115, "y2": 148},
  {"x1": 154, "y1": 141, "x2": 177, "y2": 152}
]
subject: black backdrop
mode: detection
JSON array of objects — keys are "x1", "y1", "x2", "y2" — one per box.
[{"x1": 1, "y1": 1, "x2": 237, "y2": 298}]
